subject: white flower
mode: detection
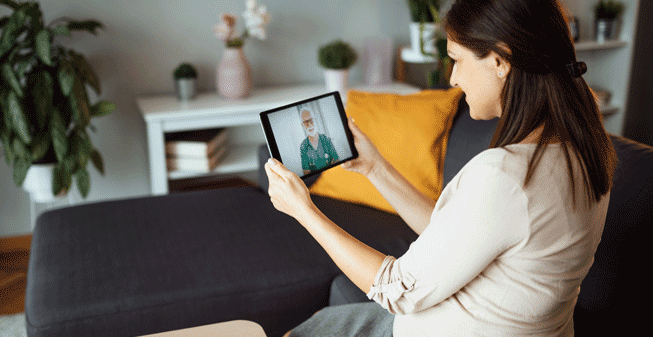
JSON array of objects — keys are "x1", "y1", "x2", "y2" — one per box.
[
  {"x1": 246, "y1": 0, "x2": 257, "y2": 11},
  {"x1": 249, "y1": 26, "x2": 267, "y2": 40},
  {"x1": 243, "y1": 2, "x2": 270, "y2": 40}
]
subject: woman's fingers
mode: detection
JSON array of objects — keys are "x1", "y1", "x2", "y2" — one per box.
[
  {"x1": 348, "y1": 118, "x2": 363, "y2": 137},
  {"x1": 267, "y1": 158, "x2": 294, "y2": 181}
]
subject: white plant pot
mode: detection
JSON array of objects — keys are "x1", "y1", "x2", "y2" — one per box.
[
  {"x1": 324, "y1": 69, "x2": 349, "y2": 96},
  {"x1": 22, "y1": 163, "x2": 62, "y2": 203},
  {"x1": 409, "y1": 22, "x2": 438, "y2": 55}
]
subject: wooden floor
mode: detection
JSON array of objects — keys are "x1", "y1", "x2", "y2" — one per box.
[{"x1": 0, "y1": 234, "x2": 31, "y2": 315}]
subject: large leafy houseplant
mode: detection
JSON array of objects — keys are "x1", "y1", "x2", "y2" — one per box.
[{"x1": 0, "y1": 0, "x2": 115, "y2": 198}]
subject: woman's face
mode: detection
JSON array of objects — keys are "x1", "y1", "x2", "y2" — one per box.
[{"x1": 447, "y1": 39, "x2": 509, "y2": 120}]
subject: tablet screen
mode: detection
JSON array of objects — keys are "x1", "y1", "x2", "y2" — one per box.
[{"x1": 259, "y1": 91, "x2": 358, "y2": 179}]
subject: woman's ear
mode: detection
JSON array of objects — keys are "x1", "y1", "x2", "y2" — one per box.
[
  {"x1": 495, "y1": 55, "x2": 511, "y2": 79},
  {"x1": 494, "y1": 42, "x2": 512, "y2": 79}
]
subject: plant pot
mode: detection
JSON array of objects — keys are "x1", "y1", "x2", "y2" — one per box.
[
  {"x1": 409, "y1": 22, "x2": 438, "y2": 55},
  {"x1": 175, "y1": 78, "x2": 197, "y2": 101},
  {"x1": 217, "y1": 47, "x2": 252, "y2": 99},
  {"x1": 22, "y1": 163, "x2": 65, "y2": 203},
  {"x1": 595, "y1": 19, "x2": 620, "y2": 43},
  {"x1": 323, "y1": 69, "x2": 349, "y2": 96}
]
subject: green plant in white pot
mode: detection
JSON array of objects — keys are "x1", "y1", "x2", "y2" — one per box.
[
  {"x1": 594, "y1": 0, "x2": 625, "y2": 42},
  {"x1": 0, "y1": 0, "x2": 115, "y2": 202},
  {"x1": 173, "y1": 63, "x2": 197, "y2": 101},
  {"x1": 318, "y1": 40, "x2": 357, "y2": 96},
  {"x1": 405, "y1": 0, "x2": 441, "y2": 62}
]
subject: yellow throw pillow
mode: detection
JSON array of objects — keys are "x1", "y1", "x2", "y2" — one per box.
[{"x1": 308, "y1": 87, "x2": 463, "y2": 214}]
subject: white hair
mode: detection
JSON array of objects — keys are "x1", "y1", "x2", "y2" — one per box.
[{"x1": 299, "y1": 107, "x2": 314, "y2": 118}]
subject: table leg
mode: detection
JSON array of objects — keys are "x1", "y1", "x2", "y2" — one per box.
[{"x1": 146, "y1": 121, "x2": 168, "y2": 195}]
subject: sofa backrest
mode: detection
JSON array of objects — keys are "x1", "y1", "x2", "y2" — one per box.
[{"x1": 445, "y1": 95, "x2": 653, "y2": 334}]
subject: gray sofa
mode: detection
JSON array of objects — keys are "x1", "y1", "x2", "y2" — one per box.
[{"x1": 26, "y1": 96, "x2": 653, "y2": 336}]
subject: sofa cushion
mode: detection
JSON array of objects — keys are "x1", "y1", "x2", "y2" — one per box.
[{"x1": 308, "y1": 88, "x2": 463, "y2": 214}]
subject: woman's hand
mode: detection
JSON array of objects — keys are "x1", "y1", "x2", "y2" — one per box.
[
  {"x1": 265, "y1": 158, "x2": 315, "y2": 221},
  {"x1": 341, "y1": 118, "x2": 385, "y2": 177}
]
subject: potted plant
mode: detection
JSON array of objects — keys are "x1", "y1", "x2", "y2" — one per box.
[
  {"x1": 0, "y1": 0, "x2": 115, "y2": 202},
  {"x1": 318, "y1": 39, "x2": 358, "y2": 95},
  {"x1": 173, "y1": 63, "x2": 197, "y2": 101},
  {"x1": 404, "y1": 0, "x2": 450, "y2": 88},
  {"x1": 406, "y1": 0, "x2": 441, "y2": 60},
  {"x1": 594, "y1": 0, "x2": 625, "y2": 42}
]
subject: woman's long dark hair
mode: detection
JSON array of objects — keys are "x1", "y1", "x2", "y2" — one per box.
[{"x1": 444, "y1": 0, "x2": 617, "y2": 210}]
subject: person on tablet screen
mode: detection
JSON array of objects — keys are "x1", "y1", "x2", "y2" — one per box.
[{"x1": 299, "y1": 108, "x2": 339, "y2": 175}]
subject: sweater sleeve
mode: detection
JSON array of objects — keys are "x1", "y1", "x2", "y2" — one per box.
[{"x1": 367, "y1": 163, "x2": 529, "y2": 315}]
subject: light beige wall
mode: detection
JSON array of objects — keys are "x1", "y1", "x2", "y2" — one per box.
[{"x1": 0, "y1": 0, "x2": 412, "y2": 236}]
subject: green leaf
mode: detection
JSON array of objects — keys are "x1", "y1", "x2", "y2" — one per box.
[
  {"x1": 7, "y1": 91, "x2": 31, "y2": 144},
  {"x1": 12, "y1": 136, "x2": 30, "y2": 159},
  {"x1": 60, "y1": 158, "x2": 73, "y2": 190},
  {"x1": 13, "y1": 156, "x2": 30, "y2": 186},
  {"x1": 90, "y1": 100, "x2": 115, "y2": 118},
  {"x1": 33, "y1": 70, "x2": 53, "y2": 130},
  {"x1": 23, "y1": 2, "x2": 43, "y2": 32},
  {"x1": 35, "y1": 29, "x2": 53, "y2": 66},
  {"x1": 51, "y1": 24, "x2": 71, "y2": 37},
  {"x1": 72, "y1": 131, "x2": 91, "y2": 168},
  {"x1": 1, "y1": 131, "x2": 14, "y2": 165},
  {"x1": 51, "y1": 164, "x2": 62, "y2": 195},
  {"x1": 30, "y1": 131, "x2": 51, "y2": 162},
  {"x1": 0, "y1": 1, "x2": 21, "y2": 10},
  {"x1": 70, "y1": 80, "x2": 90, "y2": 127},
  {"x1": 58, "y1": 60, "x2": 75, "y2": 96},
  {"x1": 16, "y1": 57, "x2": 34, "y2": 78},
  {"x1": 66, "y1": 20, "x2": 103, "y2": 35},
  {"x1": 0, "y1": 7, "x2": 26, "y2": 57},
  {"x1": 90, "y1": 148, "x2": 104, "y2": 175},
  {"x1": 62, "y1": 155, "x2": 76, "y2": 176},
  {"x1": 2, "y1": 63, "x2": 24, "y2": 97},
  {"x1": 70, "y1": 50, "x2": 100, "y2": 94},
  {"x1": 51, "y1": 110, "x2": 68, "y2": 162},
  {"x1": 74, "y1": 167, "x2": 90, "y2": 198}
]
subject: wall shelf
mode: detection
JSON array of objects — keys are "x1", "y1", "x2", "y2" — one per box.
[{"x1": 575, "y1": 40, "x2": 627, "y2": 52}]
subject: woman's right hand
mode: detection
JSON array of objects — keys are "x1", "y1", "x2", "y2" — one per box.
[{"x1": 341, "y1": 118, "x2": 385, "y2": 178}]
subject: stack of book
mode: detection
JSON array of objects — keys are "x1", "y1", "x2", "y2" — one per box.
[{"x1": 165, "y1": 128, "x2": 229, "y2": 173}]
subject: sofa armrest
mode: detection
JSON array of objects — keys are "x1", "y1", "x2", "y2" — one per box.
[{"x1": 257, "y1": 144, "x2": 321, "y2": 193}]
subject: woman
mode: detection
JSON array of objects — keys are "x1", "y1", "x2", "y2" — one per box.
[{"x1": 265, "y1": 0, "x2": 617, "y2": 335}]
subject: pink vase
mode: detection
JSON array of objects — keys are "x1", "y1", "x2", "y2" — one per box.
[{"x1": 217, "y1": 47, "x2": 252, "y2": 99}]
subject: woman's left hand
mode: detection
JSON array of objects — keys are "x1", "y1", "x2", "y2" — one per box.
[{"x1": 264, "y1": 158, "x2": 314, "y2": 221}]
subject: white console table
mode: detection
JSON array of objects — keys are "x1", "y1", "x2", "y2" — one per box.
[{"x1": 137, "y1": 82, "x2": 420, "y2": 195}]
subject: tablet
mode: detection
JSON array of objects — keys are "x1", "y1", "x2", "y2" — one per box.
[{"x1": 259, "y1": 91, "x2": 358, "y2": 179}]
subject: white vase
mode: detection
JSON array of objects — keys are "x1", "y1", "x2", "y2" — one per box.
[
  {"x1": 324, "y1": 69, "x2": 349, "y2": 96},
  {"x1": 217, "y1": 47, "x2": 252, "y2": 99},
  {"x1": 22, "y1": 163, "x2": 63, "y2": 203},
  {"x1": 409, "y1": 22, "x2": 438, "y2": 55}
]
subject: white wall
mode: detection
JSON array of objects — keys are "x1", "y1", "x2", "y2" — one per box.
[{"x1": 0, "y1": 0, "x2": 412, "y2": 236}]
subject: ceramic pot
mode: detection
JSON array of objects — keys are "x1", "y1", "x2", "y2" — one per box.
[
  {"x1": 22, "y1": 163, "x2": 64, "y2": 203},
  {"x1": 409, "y1": 22, "x2": 438, "y2": 55},
  {"x1": 175, "y1": 78, "x2": 197, "y2": 101},
  {"x1": 595, "y1": 19, "x2": 619, "y2": 43},
  {"x1": 324, "y1": 69, "x2": 349, "y2": 96},
  {"x1": 217, "y1": 47, "x2": 251, "y2": 99}
]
